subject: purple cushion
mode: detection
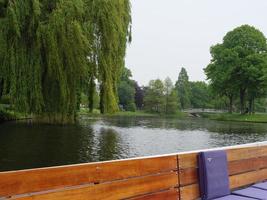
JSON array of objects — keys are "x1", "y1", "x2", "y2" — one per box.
[
  {"x1": 233, "y1": 187, "x2": 267, "y2": 199},
  {"x1": 214, "y1": 195, "x2": 256, "y2": 200},
  {"x1": 253, "y1": 181, "x2": 267, "y2": 190},
  {"x1": 198, "y1": 150, "x2": 230, "y2": 200}
]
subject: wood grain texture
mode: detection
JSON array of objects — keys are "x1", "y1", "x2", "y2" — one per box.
[
  {"x1": 178, "y1": 146, "x2": 267, "y2": 169},
  {"x1": 129, "y1": 188, "x2": 179, "y2": 200},
  {"x1": 230, "y1": 168, "x2": 267, "y2": 189},
  {"x1": 178, "y1": 146, "x2": 267, "y2": 200},
  {"x1": 179, "y1": 168, "x2": 198, "y2": 186},
  {"x1": 228, "y1": 157, "x2": 259, "y2": 175},
  {"x1": 179, "y1": 157, "x2": 266, "y2": 186},
  {"x1": 0, "y1": 155, "x2": 177, "y2": 197},
  {"x1": 227, "y1": 146, "x2": 267, "y2": 161},
  {"x1": 2, "y1": 144, "x2": 267, "y2": 200},
  {"x1": 179, "y1": 184, "x2": 199, "y2": 200},
  {"x1": 11, "y1": 172, "x2": 179, "y2": 200},
  {"x1": 178, "y1": 153, "x2": 198, "y2": 169}
]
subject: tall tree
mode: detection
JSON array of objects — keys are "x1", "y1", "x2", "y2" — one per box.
[
  {"x1": 175, "y1": 68, "x2": 190, "y2": 109},
  {"x1": 205, "y1": 45, "x2": 238, "y2": 113},
  {"x1": 190, "y1": 81, "x2": 211, "y2": 109},
  {"x1": 164, "y1": 77, "x2": 178, "y2": 114},
  {"x1": 144, "y1": 79, "x2": 165, "y2": 113},
  {"x1": 205, "y1": 25, "x2": 267, "y2": 114},
  {"x1": 134, "y1": 81, "x2": 144, "y2": 110},
  {"x1": 90, "y1": 0, "x2": 132, "y2": 114},
  {"x1": 118, "y1": 67, "x2": 136, "y2": 111},
  {"x1": 0, "y1": 0, "x2": 132, "y2": 123}
]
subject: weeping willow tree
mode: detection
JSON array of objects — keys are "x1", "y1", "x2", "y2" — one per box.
[
  {"x1": 0, "y1": 0, "x2": 131, "y2": 123},
  {"x1": 87, "y1": 0, "x2": 132, "y2": 114}
]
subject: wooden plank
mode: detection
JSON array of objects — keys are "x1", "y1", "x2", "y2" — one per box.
[
  {"x1": 227, "y1": 146, "x2": 267, "y2": 161},
  {"x1": 179, "y1": 184, "x2": 199, "y2": 200},
  {"x1": 0, "y1": 155, "x2": 177, "y2": 197},
  {"x1": 178, "y1": 146, "x2": 267, "y2": 169},
  {"x1": 11, "y1": 172, "x2": 179, "y2": 200},
  {"x1": 179, "y1": 168, "x2": 198, "y2": 186},
  {"x1": 259, "y1": 156, "x2": 267, "y2": 169},
  {"x1": 129, "y1": 188, "x2": 179, "y2": 200},
  {"x1": 178, "y1": 153, "x2": 198, "y2": 169},
  {"x1": 179, "y1": 157, "x2": 262, "y2": 187},
  {"x1": 230, "y1": 168, "x2": 267, "y2": 189},
  {"x1": 228, "y1": 158, "x2": 259, "y2": 175},
  {"x1": 178, "y1": 147, "x2": 267, "y2": 200}
]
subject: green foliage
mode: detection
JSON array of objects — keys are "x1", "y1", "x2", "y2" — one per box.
[
  {"x1": 205, "y1": 25, "x2": 267, "y2": 114},
  {"x1": 190, "y1": 81, "x2": 211, "y2": 109},
  {"x1": 0, "y1": 95, "x2": 10, "y2": 104},
  {"x1": 118, "y1": 81, "x2": 136, "y2": 111},
  {"x1": 0, "y1": 0, "x2": 131, "y2": 123},
  {"x1": 90, "y1": 0, "x2": 132, "y2": 114},
  {"x1": 164, "y1": 77, "x2": 179, "y2": 114},
  {"x1": 144, "y1": 79, "x2": 165, "y2": 113},
  {"x1": 175, "y1": 68, "x2": 191, "y2": 109},
  {"x1": 0, "y1": 105, "x2": 27, "y2": 122},
  {"x1": 118, "y1": 67, "x2": 136, "y2": 112},
  {"x1": 254, "y1": 98, "x2": 267, "y2": 113},
  {"x1": 134, "y1": 81, "x2": 144, "y2": 110},
  {"x1": 204, "y1": 113, "x2": 267, "y2": 123},
  {"x1": 144, "y1": 78, "x2": 179, "y2": 114}
]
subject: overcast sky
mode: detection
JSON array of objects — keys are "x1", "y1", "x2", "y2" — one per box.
[{"x1": 125, "y1": 0, "x2": 267, "y2": 86}]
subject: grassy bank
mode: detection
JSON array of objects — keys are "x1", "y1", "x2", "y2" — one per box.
[
  {"x1": 0, "y1": 104, "x2": 29, "y2": 122},
  {"x1": 0, "y1": 109, "x2": 28, "y2": 122},
  {"x1": 79, "y1": 108, "x2": 187, "y2": 118},
  {"x1": 201, "y1": 113, "x2": 267, "y2": 123}
]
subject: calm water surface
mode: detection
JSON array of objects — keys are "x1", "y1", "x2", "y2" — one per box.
[{"x1": 1, "y1": 116, "x2": 267, "y2": 171}]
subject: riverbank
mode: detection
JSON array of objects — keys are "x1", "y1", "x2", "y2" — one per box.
[
  {"x1": 0, "y1": 110, "x2": 26, "y2": 122},
  {"x1": 78, "y1": 108, "x2": 187, "y2": 118},
  {"x1": 0, "y1": 105, "x2": 29, "y2": 123},
  {"x1": 202, "y1": 113, "x2": 267, "y2": 123}
]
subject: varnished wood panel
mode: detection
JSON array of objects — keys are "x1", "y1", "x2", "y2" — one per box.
[
  {"x1": 11, "y1": 172, "x2": 179, "y2": 200},
  {"x1": 227, "y1": 146, "x2": 267, "y2": 161},
  {"x1": 230, "y1": 168, "x2": 267, "y2": 189},
  {"x1": 179, "y1": 168, "x2": 198, "y2": 186},
  {"x1": 178, "y1": 153, "x2": 198, "y2": 169},
  {"x1": 179, "y1": 184, "x2": 199, "y2": 200},
  {"x1": 179, "y1": 157, "x2": 263, "y2": 187},
  {"x1": 178, "y1": 146, "x2": 267, "y2": 200},
  {"x1": 129, "y1": 188, "x2": 179, "y2": 200},
  {"x1": 0, "y1": 155, "x2": 177, "y2": 197},
  {"x1": 228, "y1": 157, "x2": 259, "y2": 175},
  {"x1": 178, "y1": 146, "x2": 267, "y2": 169}
]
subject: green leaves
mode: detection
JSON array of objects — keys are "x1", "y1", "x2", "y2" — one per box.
[
  {"x1": 0, "y1": 0, "x2": 131, "y2": 123},
  {"x1": 205, "y1": 25, "x2": 267, "y2": 113},
  {"x1": 175, "y1": 68, "x2": 191, "y2": 109}
]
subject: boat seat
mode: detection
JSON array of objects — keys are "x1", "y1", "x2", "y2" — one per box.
[
  {"x1": 232, "y1": 187, "x2": 267, "y2": 200},
  {"x1": 253, "y1": 181, "x2": 267, "y2": 190},
  {"x1": 198, "y1": 150, "x2": 230, "y2": 199},
  {"x1": 213, "y1": 195, "x2": 257, "y2": 200},
  {"x1": 198, "y1": 150, "x2": 262, "y2": 200}
]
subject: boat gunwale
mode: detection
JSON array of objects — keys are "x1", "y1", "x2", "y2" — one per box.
[{"x1": 1, "y1": 141, "x2": 267, "y2": 174}]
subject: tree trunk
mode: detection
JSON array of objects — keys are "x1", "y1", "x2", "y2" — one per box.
[
  {"x1": 0, "y1": 78, "x2": 3, "y2": 98},
  {"x1": 88, "y1": 77, "x2": 95, "y2": 113},
  {"x1": 100, "y1": 85, "x2": 105, "y2": 114},
  {"x1": 228, "y1": 95, "x2": 233, "y2": 113},
  {"x1": 240, "y1": 88, "x2": 246, "y2": 114},
  {"x1": 248, "y1": 98, "x2": 253, "y2": 114},
  {"x1": 252, "y1": 98, "x2": 255, "y2": 114}
]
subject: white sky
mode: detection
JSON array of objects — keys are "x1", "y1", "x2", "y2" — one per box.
[{"x1": 125, "y1": 0, "x2": 267, "y2": 86}]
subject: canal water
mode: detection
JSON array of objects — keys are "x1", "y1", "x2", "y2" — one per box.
[{"x1": 1, "y1": 116, "x2": 267, "y2": 171}]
